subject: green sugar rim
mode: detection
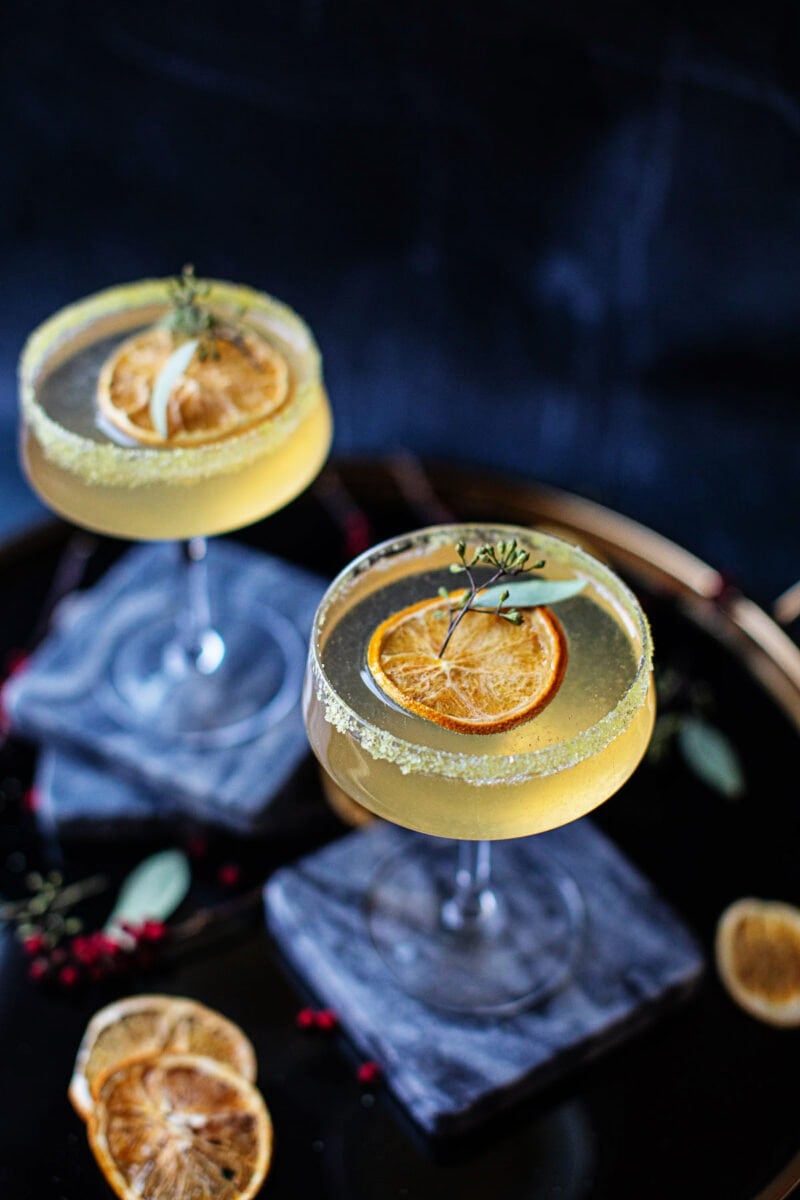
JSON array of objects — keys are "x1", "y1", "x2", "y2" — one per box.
[
  {"x1": 19, "y1": 277, "x2": 324, "y2": 487},
  {"x1": 310, "y1": 524, "x2": 654, "y2": 784}
]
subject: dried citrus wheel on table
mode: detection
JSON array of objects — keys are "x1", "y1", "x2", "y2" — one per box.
[
  {"x1": 69, "y1": 994, "x2": 257, "y2": 1119},
  {"x1": 367, "y1": 596, "x2": 567, "y2": 734},
  {"x1": 715, "y1": 898, "x2": 800, "y2": 1027},
  {"x1": 87, "y1": 1054, "x2": 272, "y2": 1200},
  {"x1": 96, "y1": 323, "x2": 290, "y2": 446}
]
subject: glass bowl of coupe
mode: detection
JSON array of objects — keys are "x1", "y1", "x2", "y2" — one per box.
[
  {"x1": 303, "y1": 525, "x2": 655, "y2": 1014},
  {"x1": 19, "y1": 268, "x2": 333, "y2": 747}
]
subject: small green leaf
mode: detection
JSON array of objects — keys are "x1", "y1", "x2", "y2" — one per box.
[
  {"x1": 477, "y1": 578, "x2": 586, "y2": 609},
  {"x1": 104, "y1": 849, "x2": 190, "y2": 934},
  {"x1": 677, "y1": 716, "x2": 746, "y2": 799}
]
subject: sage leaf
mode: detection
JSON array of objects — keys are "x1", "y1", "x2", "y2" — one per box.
[
  {"x1": 104, "y1": 849, "x2": 190, "y2": 934},
  {"x1": 677, "y1": 716, "x2": 746, "y2": 799},
  {"x1": 476, "y1": 578, "x2": 586, "y2": 609}
]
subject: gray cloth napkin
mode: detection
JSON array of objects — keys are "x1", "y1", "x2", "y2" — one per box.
[
  {"x1": 6, "y1": 540, "x2": 327, "y2": 834},
  {"x1": 33, "y1": 743, "x2": 331, "y2": 839}
]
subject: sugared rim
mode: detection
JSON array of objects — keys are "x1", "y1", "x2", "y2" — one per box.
[
  {"x1": 309, "y1": 524, "x2": 654, "y2": 784},
  {"x1": 19, "y1": 277, "x2": 324, "y2": 486}
]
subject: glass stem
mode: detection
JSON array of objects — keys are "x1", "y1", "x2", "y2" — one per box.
[
  {"x1": 441, "y1": 840, "x2": 500, "y2": 933},
  {"x1": 176, "y1": 538, "x2": 225, "y2": 675}
]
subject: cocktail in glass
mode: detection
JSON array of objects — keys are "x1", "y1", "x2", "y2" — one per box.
[
  {"x1": 19, "y1": 274, "x2": 332, "y2": 745},
  {"x1": 304, "y1": 524, "x2": 655, "y2": 1013}
]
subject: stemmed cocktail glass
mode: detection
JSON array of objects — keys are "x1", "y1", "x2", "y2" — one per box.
[
  {"x1": 19, "y1": 273, "x2": 332, "y2": 746},
  {"x1": 304, "y1": 524, "x2": 655, "y2": 1014}
]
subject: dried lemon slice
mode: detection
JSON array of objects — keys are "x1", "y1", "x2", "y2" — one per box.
[
  {"x1": 715, "y1": 898, "x2": 800, "y2": 1027},
  {"x1": 69, "y1": 994, "x2": 257, "y2": 1119},
  {"x1": 96, "y1": 322, "x2": 290, "y2": 446},
  {"x1": 87, "y1": 1054, "x2": 271, "y2": 1200},
  {"x1": 367, "y1": 596, "x2": 567, "y2": 734}
]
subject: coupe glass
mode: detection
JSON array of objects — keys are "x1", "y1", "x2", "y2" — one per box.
[
  {"x1": 303, "y1": 524, "x2": 655, "y2": 1014},
  {"x1": 19, "y1": 277, "x2": 332, "y2": 747}
]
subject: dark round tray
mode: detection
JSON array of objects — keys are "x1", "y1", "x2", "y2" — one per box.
[{"x1": 1, "y1": 456, "x2": 798, "y2": 1200}]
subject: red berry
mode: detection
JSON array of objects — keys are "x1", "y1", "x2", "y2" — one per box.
[
  {"x1": 58, "y1": 964, "x2": 80, "y2": 989},
  {"x1": 356, "y1": 1060, "x2": 382, "y2": 1085},
  {"x1": 96, "y1": 933, "x2": 124, "y2": 958},
  {"x1": 22, "y1": 788, "x2": 40, "y2": 814},
  {"x1": 28, "y1": 958, "x2": 49, "y2": 983},
  {"x1": 315, "y1": 1009, "x2": 339, "y2": 1032},
  {"x1": 22, "y1": 933, "x2": 46, "y2": 957},
  {"x1": 139, "y1": 920, "x2": 167, "y2": 944},
  {"x1": 71, "y1": 936, "x2": 100, "y2": 966},
  {"x1": 295, "y1": 1008, "x2": 316, "y2": 1030},
  {"x1": 218, "y1": 862, "x2": 241, "y2": 888}
]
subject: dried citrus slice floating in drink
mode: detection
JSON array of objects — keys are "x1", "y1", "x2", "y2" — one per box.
[
  {"x1": 367, "y1": 596, "x2": 567, "y2": 734},
  {"x1": 87, "y1": 1054, "x2": 272, "y2": 1200},
  {"x1": 715, "y1": 898, "x2": 800, "y2": 1027},
  {"x1": 96, "y1": 324, "x2": 290, "y2": 446},
  {"x1": 69, "y1": 994, "x2": 257, "y2": 1119}
]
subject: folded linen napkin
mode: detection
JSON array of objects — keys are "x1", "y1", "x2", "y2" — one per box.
[
  {"x1": 6, "y1": 540, "x2": 327, "y2": 835},
  {"x1": 33, "y1": 743, "x2": 332, "y2": 839}
]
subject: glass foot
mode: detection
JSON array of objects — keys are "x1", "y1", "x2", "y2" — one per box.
[
  {"x1": 366, "y1": 837, "x2": 586, "y2": 1015},
  {"x1": 99, "y1": 586, "x2": 304, "y2": 748}
]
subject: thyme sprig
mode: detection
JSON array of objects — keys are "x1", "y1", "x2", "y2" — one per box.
[
  {"x1": 1, "y1": 871, "x2": 108, "y2": 948},
  {"x1": 166, "y1": 264, "x2": 219, "y2": 345},
  {"x1": 437, "y1": 538, "x2": 546, "y2": 658},
  {"x1": 165, "y1": 264, "x2": 256, "y2": 365}
]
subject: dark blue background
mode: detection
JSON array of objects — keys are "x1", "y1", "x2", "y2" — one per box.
[{"x1": 2, "y1": 2, "x2": 798, "y2": 605}]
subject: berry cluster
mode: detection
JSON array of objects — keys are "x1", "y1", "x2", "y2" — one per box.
[{"x1": 24, "y1": 920, "x2": 168, "y2": 990}]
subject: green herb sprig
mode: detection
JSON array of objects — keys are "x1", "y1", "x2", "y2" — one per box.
[
  {"x1": 166, "y1": 264, "x2": 219, "y2": 345},
  {"x1": 0, "y1": 870, "x2": 108, "y2": 949},
  {"x1": 165, "y1": 264, "x2": 258, "y2": 365},
  {"x1": 437, "y1": 539, "x2": 546, "y2": 658}
]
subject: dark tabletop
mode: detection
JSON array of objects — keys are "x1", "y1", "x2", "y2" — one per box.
[{"x1": 0, "y1": 459, "x2": 798, "y2": 1200}]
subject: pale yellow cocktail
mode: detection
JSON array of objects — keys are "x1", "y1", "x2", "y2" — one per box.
[
  {"x1": 305, "y1": 525, "x2": 655, "y2": 841},
  {"x1": 19, "y1": 278, "x2": 332, "y2": 540}
]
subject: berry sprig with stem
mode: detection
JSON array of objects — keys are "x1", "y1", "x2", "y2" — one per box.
[{"x1": 437, "y1": 538, "x2": 546, "y2": 658}]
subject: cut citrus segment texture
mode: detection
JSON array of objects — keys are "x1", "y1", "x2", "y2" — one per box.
[
  {"x1": 69, "y1": 994, "x2": 257, "y2": 1119},
  {"x1": 96, "y1": 324, "x2": 290, "y2": 446},
  {"x1": 715, "y1": 898, "x2": 800, "y2": 1027},
  {"x1": 367, "y1": 596, "x2": 567, "y2": 734},
  {"x1": 87, "y1": 1054, "x2": 271, "y2": 1200}
]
